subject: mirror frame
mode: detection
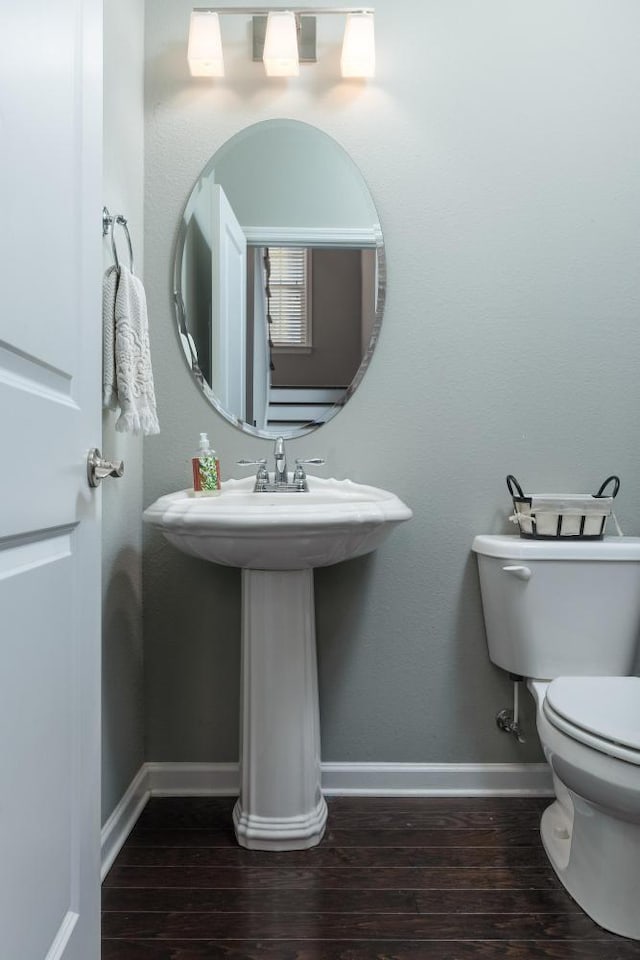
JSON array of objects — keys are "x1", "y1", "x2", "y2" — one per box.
[{"x1": 173, "y1": 119, "x2": 386, "y2": 439}]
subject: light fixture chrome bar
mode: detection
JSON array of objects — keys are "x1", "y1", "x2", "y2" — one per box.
[{"x1": 193, "y1": 7, "x2": 374, "y2": 15}]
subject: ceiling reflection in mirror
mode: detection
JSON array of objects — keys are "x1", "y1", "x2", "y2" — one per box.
[{"x1": 174, "y1": 119, "x2": 385, "y2": 439}]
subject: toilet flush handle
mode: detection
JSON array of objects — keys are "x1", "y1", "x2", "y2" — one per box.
[{"x1": 502, "y1": 565, "x2": 532, "y2": 582}]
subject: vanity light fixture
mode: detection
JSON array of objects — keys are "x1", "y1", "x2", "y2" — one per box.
[
  {"x1": 188, "y1": 11, "x2": 225, "y2": 76},
  {"x1": 263, "y1": 11, "x2": 300, "y2": 76},
  {"x1": 187, "y1": 7, "x2": 376, "y2": 79},
  {"x1": 341, "y1": 11, "x2": 375, "y2": 78}
]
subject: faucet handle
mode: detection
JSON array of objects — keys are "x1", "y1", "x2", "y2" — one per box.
[
  {"x1": 237, "y1": 458, "x2": 268, "y2": 492},
  {"x1": 293, "y1": 458, "x2": 326, "y2": 490}
]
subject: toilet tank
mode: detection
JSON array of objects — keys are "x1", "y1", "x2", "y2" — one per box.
[{"x1": 472, "y1": 535, "x2": 640, "y2": 679}]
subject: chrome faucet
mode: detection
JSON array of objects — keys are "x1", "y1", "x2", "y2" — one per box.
[
  {"x1": 274, "y1": 436, "x2": 287, "y2": 485},
  {"x1": 238, "y1": 437, "x2": 325, "y2": 492}
]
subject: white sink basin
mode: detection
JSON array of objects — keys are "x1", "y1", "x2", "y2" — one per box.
[{"x1": 144, "y1": 475, "x2": 412, "y2": 570}]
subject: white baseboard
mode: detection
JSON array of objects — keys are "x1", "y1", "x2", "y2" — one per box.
[
  {"x1": 147, "y1": 761, "x2": 553, "y2": 798},
  {"x1": 321, "y1": 762, "x2": 554, "y2": 796},
  {"x1": 100, "y1": 765, "x2": 150, "y2": 881},
  {"x1": 101, "y1": 760, "x2": 553, "y2": 877},
  {"x1": 146, "y1": 761, "x2": 240, "y2": 796}
]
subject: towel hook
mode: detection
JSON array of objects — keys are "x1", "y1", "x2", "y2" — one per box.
[{"x1": 102, "y1": 206, "x2": 135, "y2": 274}]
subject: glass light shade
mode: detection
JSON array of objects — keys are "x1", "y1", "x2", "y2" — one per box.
[
  {"x1": 341, "y1": 12, "x2": 375, "y2": 78},
  {"x1": 188, "y1": 12, "x2": 224, "y2": 77},
  {"x1": 263, "y1": 11, "x2": 300, "y2": 77}
]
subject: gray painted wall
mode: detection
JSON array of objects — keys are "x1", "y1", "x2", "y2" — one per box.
[
  {"x1": 143, "y1": 0, "x2": 640, "y2": 765},
  {"x1": 102, "y1": 0, "x2": 146, "y2": 824}
]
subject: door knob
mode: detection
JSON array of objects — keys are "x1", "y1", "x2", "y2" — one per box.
[{"x1": 87, "y1": 448, "x2": 125, "y2": 487}]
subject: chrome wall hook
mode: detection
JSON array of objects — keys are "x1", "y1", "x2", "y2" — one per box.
[{"x1": 102, "y1": 206, "x2": 135, "y2": 273}]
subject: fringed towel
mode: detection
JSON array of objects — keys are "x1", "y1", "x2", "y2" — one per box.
[
  {"x1": 103, "y1": 265, "x2": 160, "y2": 435},
  {"x1": 102, "y1": 266, "x2": 118, "y2": 409}
]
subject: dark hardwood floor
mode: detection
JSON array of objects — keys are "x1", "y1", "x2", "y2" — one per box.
[{"x1": 102, "y1": 796, "x2": 640, "y2": 959}]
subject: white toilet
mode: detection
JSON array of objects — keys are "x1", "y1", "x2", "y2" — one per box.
[{"x1": 473, "y1": 534, "x2": 640, "y2": 940}]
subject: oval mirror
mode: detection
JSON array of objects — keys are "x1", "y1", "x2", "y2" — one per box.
[{"x1": 174, "y1": 119, "x2": 385, "y2": 439}]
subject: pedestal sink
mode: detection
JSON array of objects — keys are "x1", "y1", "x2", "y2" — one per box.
[{"x1": 144, "y1": 475, "x2": 412, "y2": 850}]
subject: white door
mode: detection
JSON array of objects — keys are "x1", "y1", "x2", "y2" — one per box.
[
  {"x1": 211, "y1": 184, "x2": 247, "y2": 421},
  {"x1": 0, "y1": 1, "x2": 102, "y2": 958},
  {"x1": 252, "y1": 248, "x2": 270, "y2": 430}
]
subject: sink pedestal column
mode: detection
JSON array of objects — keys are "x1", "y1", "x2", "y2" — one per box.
[{"x1": 233, "y1": 568, "x2": 327, "y2": 850}]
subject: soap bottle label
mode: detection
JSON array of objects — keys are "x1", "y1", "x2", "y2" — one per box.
[{"x1": 192, "y1": 455, "x2": 221, "y2": 494}]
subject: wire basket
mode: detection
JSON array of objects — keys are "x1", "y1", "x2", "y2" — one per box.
[{"x1": 506, "y1": 474, "x2": 621, "y2": 540}]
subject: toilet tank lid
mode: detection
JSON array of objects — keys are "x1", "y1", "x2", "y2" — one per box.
[{"x1": 472, "y1": 535, "x2": 640, "y2": 561}]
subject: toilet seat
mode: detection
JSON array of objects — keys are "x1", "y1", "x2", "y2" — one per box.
[{"x1": 543, "y1": 676, "x2": 640, "y2": 766}]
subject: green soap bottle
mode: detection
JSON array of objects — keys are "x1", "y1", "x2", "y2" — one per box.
[{"x1": 192, "y1": 432, "x2": 221, "y2": 497}]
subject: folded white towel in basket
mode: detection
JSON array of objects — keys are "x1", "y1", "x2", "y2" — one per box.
[{"x1": 103, "y1": 265, "x2": 160, "y2": 436}]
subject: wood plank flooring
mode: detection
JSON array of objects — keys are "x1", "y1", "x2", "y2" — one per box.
[{"x1": 102, "y1": 796, "x2": 640, "y2": 959}]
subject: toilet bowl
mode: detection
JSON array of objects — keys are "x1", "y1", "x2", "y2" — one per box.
[
  {"x1": 472, "y1": 535, "x2": 640, "y2": 940},
  {"x1": 529, "y1": 676, "x2": 640, "y2": 939}
]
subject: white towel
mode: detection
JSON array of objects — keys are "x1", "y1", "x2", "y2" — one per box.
[
  {"x1": 102, "y1": 265, "x2": 160, "y2": 436},
  {"x1": 103, "y1": 266, "x2": 118, "y2": 409}
]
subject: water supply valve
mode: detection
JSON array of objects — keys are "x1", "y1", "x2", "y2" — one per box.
[{"x1": 496, "y1": 708, "x2": 525, "y2": 743}]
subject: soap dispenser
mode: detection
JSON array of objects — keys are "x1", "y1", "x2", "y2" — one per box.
[{"x1": 192, "y1": 432, "x2": 221, "y2": 497}]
